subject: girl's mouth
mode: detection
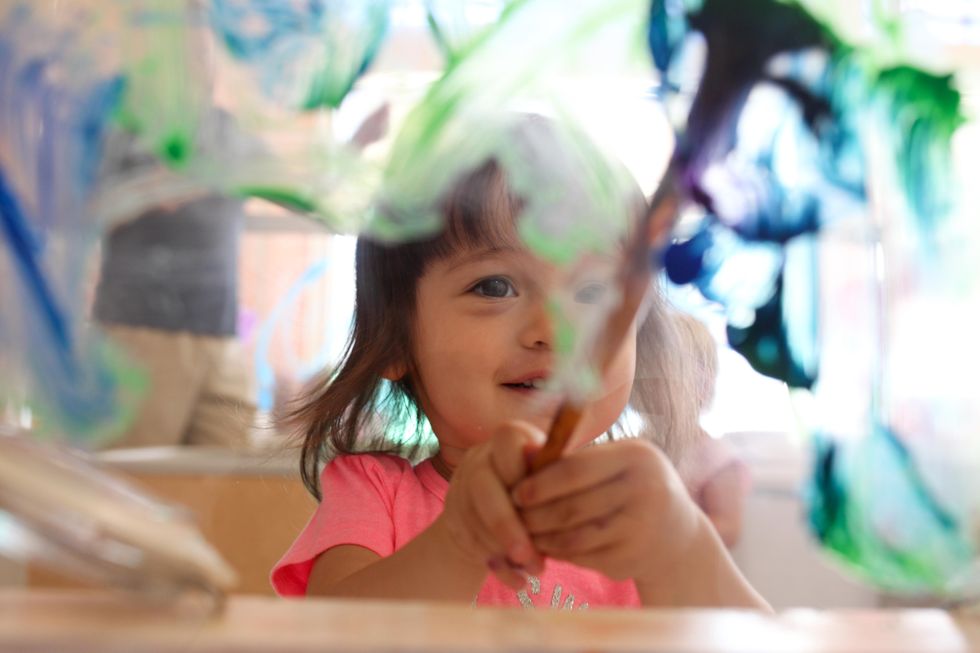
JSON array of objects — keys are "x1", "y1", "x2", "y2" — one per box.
[
  {"x1": 502, "y1": 377, "x2": 548, "y2": 393},
  {"x1": 504, "y1": 379, "x2": 545, "y2": 389}
]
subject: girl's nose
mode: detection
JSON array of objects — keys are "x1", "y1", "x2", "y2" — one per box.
[{"x1": 520, "y1": 301, "x2": 554, "y2": 351}]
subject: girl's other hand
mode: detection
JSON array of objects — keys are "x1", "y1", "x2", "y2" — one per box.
[
  {"x1": 437, "y1": 421, "x2": 546, "y2": 590},
  {"x1": 512, "y1": 438, "x2": 702, "y2": 586}
]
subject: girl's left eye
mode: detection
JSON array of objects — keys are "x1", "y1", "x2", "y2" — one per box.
[
  {"x1": 574, "y1": 281, "x2": 608, "y2": 304},
  {"x1": 471, "y1": 276, "x2": 517, "y2": 299}
]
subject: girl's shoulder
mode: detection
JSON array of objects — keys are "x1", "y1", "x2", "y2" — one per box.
[
  {"x1": 322, "y1": 452, "x2": 444, "y2": 498},
  {"x1": 324, "y1": 452, "x2": 413, "y2": 479}
]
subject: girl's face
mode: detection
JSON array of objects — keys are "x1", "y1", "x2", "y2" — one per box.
[{"x1": 409, "y1": 242, "x2": 636, "y2": 467}]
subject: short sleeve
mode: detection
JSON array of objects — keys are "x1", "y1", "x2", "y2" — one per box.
[{"x1": 270, "y1": 454, "x2": 406, "y2": 596}]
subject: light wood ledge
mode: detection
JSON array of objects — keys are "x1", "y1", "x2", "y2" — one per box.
[{"x1": 1, "y1": 589, "x2": 979, "y2": 653}]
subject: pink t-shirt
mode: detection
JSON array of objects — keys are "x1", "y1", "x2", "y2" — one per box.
[{"x1": 271, "y1": 453, "x2": 640, "y2": 609}]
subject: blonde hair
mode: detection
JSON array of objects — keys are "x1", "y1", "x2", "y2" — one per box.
[
  {"x1": 628, "y1": 295, "x2": 703, "y2": 464},
  {"x1": 671, "y1": 311, "x2": 719, "y2": 411}
]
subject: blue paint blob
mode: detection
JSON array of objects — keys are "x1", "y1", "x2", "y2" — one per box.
[{"x1": 664, "y1": 228, "x2": 712, "y2": 285}]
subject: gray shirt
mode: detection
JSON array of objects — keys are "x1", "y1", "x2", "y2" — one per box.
[
  {"x1": 93, "y1": 114, "x2": 246, "y2": 337},
  {"x1": 93, "y1": 193, "x2": 242, "y2": 336}
]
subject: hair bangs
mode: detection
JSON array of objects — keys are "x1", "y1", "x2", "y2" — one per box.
[{"x1": 423, "y1": 160, "x2": 525, "y2": 263}]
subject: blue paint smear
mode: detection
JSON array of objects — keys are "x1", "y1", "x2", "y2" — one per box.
[
  {"x1": 650, "y1": 0, "x2": 971, "y2": 595},
  {"x1": 0, "y1": 171, "x2": 72, "y2": 362},
  {"x1": 648, "y1": 0, "x2": 958, "y2": 392},
  {"x1": 209, "y1": 0, "x2": 390, "y2": 109},
  {"x1": 254, "y1": 258, "x2": 334, "y2": 413},
  {"x1": 0, "y1": 6, "x2": 127, "y2": 439}
]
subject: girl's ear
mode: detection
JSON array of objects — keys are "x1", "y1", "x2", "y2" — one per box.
[{"x1": 381, "y1": 361, "x2": 407, "y2": 382}]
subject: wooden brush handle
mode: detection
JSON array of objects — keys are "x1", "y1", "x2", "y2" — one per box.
[
  {"x1": 529, "y1": 175, "x2": 680, "y2": 472},
  {"x1": 529, "y1": 402, "x2": 583, "y2": 473}
]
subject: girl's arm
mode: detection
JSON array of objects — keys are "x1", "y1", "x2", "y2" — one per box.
[
  {"x1": 514, "y1": 436, "x2": 772, "y2": 611},
  {"x1": 306, "y1": 517, "x2": 487, "y2": 601},
  {"x1": 632, "y1": 512, "x2": 770, "y2": 610}
]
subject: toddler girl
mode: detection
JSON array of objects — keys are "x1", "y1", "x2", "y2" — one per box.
[{"x1": 271, "y1": 117, "x2": 767, "y2": 609}]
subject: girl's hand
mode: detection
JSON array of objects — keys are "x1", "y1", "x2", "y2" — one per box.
[
  {"x1": 513, "y1": 435, "x2": 702, "y2": 586},
  {"x1": 437, "y1": 422, "x2": 546, "y2": 590}
]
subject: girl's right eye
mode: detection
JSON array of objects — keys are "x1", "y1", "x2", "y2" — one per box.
[{"x1": 470, "y1": 276, "x2": 517, "y2": 299}]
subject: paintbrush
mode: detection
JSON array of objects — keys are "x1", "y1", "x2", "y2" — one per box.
[{"x1": 529, "y1": 171, "x2": 681, "y2": 472}]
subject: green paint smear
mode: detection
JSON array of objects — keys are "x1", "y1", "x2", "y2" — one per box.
[
  {"x1": 800, "y1": 8, "x2": 964, "y2": 229},
  {"x1": 377, "y1": 0, "x2": 645, "y2": 246},
  {"x1": 809, "y1": 426, "x2": 975, "y2": 595},
  {"x1": 425, "y1": 0, "x2": 522, "y2": 65},
  {"x1": 767, "y1": 2, "x2": 966, "y2": 234},
  {"x1": 238, "y1": 187, "x2": 318, "y2": 214},
  {"x1": 160, "y1": 133, "x2": 192, "y2": 167},
  {"x1": 114, "y1": 0, "x2": 205, "y2": 173},
  {"x1": 552, "y1": 309, "x2": 577, "y2": 356},
  {"x1": 873, "y1": 66, "x2": 964, "y2": 226}
]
